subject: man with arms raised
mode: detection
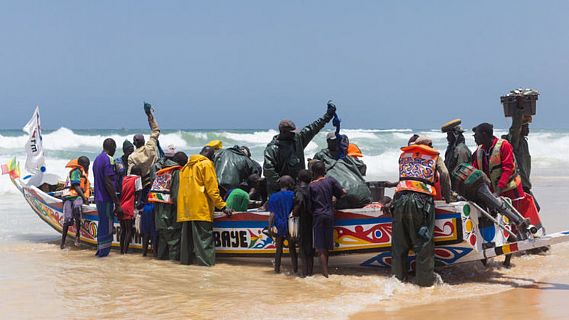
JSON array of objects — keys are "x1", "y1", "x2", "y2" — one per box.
[
  {"x1": 128, "y1": 102, "x2": 161, "y2": 255},
  {"x1": 263, "y1": 101, "x2": 337, "y2": 194}
]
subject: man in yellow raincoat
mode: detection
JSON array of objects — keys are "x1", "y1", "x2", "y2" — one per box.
[{"x1": 177, "y1": 146, "x2": 233, "y2": 266}]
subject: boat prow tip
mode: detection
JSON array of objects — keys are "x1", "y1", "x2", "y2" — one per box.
[{"x1": 484, "y1": 229, "x2": 569, "y2": 259}]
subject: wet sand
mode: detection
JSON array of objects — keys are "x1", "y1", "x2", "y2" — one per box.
[
  {"x1": 353, "y1": 175, "x2": 569, "y2": 319},
  {"x1": 1, "y1": 175, "x2": 568, "y2": 319},
  {"x1": 354, "y1": 273, "x2": 569, "y2": 320}
]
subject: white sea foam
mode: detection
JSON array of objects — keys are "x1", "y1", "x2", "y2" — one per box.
[
  {"x1": 345, "y1": 128, "x2": 413, "y2": 133},
  {"x1": 187, "y1": 131, "x2": 209, "y2": 140},
  {"x1": 339, "y1": 129, "x2": 381, "y2": 140},
  {"x1": 2, "y1": 128, "x2": 569, "y2": 195},
  {"x1": 363, "y1": 151, "x2": 401, "y2": 181},
  {"x1": 0, "y1": 127, "x2": 189, "y2": 151},
  {"x1": 220, "y1": 130, "x2": 278, "y2": 145}
]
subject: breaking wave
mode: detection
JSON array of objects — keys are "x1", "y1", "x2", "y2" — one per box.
[
  {"x1": 1, "y1": 128, "x2": 569, "y2": 195},
  {"x1": 0, "y1": 127, "x2": 189, "y2": 152}
]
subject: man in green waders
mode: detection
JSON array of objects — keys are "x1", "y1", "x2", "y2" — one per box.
[
  {"x1": 505, "y1": 107, "x2": 539, "y2": 210},
  {"x1": 391, "y1": 136, "x2": 452, "y2": 287},
  {"x1": 150, "y1": 151, "x2": 188, "y2": 261}
]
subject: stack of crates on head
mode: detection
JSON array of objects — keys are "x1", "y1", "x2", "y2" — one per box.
[{"x1": 500, "y1": 88, "x2": 539, "y2": 117}]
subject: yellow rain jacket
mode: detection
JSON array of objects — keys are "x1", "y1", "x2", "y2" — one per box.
[{"x1": 177, "y1": 154, "x2": 226, "y2": 222}]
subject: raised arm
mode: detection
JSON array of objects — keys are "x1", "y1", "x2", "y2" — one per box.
[
  {"x1": 508, "y1": 101, "x2": 524, "y2": 149},
  {"x1": 146, "y1": 113, "x2": 160, "y2": 149},
  {"x1": 298, "y1": 102, "x2": 336, "y2": 148}
]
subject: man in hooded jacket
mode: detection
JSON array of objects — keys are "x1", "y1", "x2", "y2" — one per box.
[
  {"x1": 263, "y1": 102, "x2": 337, "y2": 194},
  {"x1": 312, "y1": 132, "x2": 371, "y2": 209},
  {"x1": 177, "y1": 146, "x2": 233, "y2": 266},
  {"x1": 214, "y1": 145, "x2": 262, "y2": 196}
]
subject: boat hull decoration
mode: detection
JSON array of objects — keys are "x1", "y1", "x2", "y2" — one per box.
[{"x1": 13, "y1": 177, "x2": 568, "y2": 267}]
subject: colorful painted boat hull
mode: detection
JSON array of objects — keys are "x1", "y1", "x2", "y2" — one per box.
[{"x1": 13, "y1": 176, "x2": 569, "y2": 267}]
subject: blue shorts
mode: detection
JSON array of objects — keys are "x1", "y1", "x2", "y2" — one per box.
[
  {"x1": 141, "y1": 203, "x2": 155, "y2": 236},
  {"x1": 313, "y1": 215, "x2": 334, "y2": 250}
]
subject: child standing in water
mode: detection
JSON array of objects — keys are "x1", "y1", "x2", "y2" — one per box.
[
  {"x1": 268, "y1": 175, "x2": 298, "y2": 273},
  {"x1": 61, "y1": 156, "x2": 91, "y2": 249},
  {"x1": 308, "y1": 160, "x2": 346, "y2": 277},
  {"x1": 119, "y1": 165, "x2": 143, "y2": 254}
]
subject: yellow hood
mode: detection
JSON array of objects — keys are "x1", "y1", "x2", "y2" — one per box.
[
  {"x1": 187, "y1": 154, "x2": 210, "y2": 167},
  {"x1": 177, "y1": 154, "x2": 226, "y2": 223}
]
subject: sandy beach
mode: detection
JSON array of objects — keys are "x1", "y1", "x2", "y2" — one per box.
[{"x1": 1, "y1": 172, "x2": 568, "y2": 319}]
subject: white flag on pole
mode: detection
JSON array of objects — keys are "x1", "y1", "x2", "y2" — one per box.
[{"x1": 23, "y1": 106, "x2": 45, "y2": 174}]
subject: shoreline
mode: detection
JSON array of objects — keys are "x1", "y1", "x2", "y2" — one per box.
[
  {"x1": 352, "y1": 271, "x2": 569, "y2": 319},
  {"x1": 1, "y1": 174, "x2": 568, "y2": 319},
  {"x1": 352, "y1": 174, "x2": 569, "y2": 319}
]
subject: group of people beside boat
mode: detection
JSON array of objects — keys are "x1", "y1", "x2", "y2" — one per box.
[
  {"x1": 57, "y1": 93, "x2": 542, "y2": 286},
  {"x1": 390, "y1": 94, "x2": 542, "y2": 286}
]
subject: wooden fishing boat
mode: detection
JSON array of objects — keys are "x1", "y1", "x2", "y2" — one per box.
[{"x1": 11, "y1": 174, "x2": 569, "y2": 268}]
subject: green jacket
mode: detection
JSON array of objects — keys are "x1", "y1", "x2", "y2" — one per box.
[
  {"x1": 444, "y1": 137, "x2": 471, "y2": 176},
  {"x1": 225, "y1": 188, "x2": 250, "y2": 212},
  {"x1": 313, "y1": 148, "x2": 371, "y2": 209},
  {"x1": 263, "y1": 114, "x2": 332, "y2": 194},
  {"x1": 213, "y1": 146, "x2": 262, "y2": 193}
]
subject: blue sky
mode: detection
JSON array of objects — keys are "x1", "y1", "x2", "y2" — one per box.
[{"x1": 1, "y1": 1, "x2": 568, "y2": 130}]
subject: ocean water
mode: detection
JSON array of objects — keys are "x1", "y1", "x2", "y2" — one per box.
[
  {"x1": 1, "y1": 127, "x2": 569, "y2": 319},
  {"x1": 1, "y1": 127, "x2": 568, "y2": 193}
]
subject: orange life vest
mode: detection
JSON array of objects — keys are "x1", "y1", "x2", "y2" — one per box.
[
  {"x1": 148, "y1": 165, "x2": 182, "y2": 204},
  {"x1": 347, "y1": 143, "x2": 363, "y2": 158},
  {"x1": 63, "y1": 159, "x2": 91, "y2": 199},
  {"x1": 395, "y1": 144, "x2": 439, "y2": 197}
]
